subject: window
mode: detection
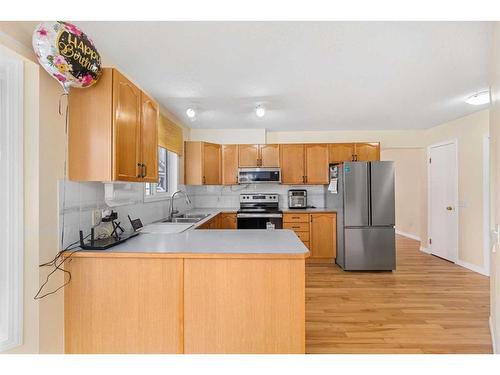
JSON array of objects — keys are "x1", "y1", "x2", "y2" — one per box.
[
  {"x1": 0, "y1": 50, "x2": 23, "y2": 352},
  {"x1": 144, "y1": 146, "x2": 178, "y2": 201}
]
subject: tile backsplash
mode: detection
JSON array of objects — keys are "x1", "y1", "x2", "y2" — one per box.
[
  {"x1": 58, "y1": 181, "x2": 325, "y2": 249},
  {"x1": 58, "y1": 181, "x2": 190, "y2": 249},
  {"x1": 185, "y1": 184, "x2": 325, "y2": 209}
]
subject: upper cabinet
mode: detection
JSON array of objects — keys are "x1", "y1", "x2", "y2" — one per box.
[
  {"x1": 185, "y1": 141, "x2": 221, "y2": 185},
  {"x1": 281, "y1": 144, "x2": 329, "y2": 184},
  {"x1": 69, "y1": 68, "x2": 159, "y2": 182},
  {"x1": 280, "y1": 144, "x2": 305, "y2": 184},
  {"x1": 239, "y1": 144, "x2": 280, "y2": 167},
  {"x1": 304, "y1": 144, "x2": 329, "y2": 184},
  {"x1": 184, "y1": 141, "x2": 380, "y2": 186},
  {"x1": 221, "y1": 144, "x2": 239, "y2": 185},
  {"x1": 355, "y1": 143, "x2": 380, "y2": 161},
  {"x1": 329, "y1": 142, "x2": 380, "y2": 163}
]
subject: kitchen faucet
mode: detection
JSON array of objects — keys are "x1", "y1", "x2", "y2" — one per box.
[{"x1": 168, "y1": 190, "x2": 192, "y2": 219}]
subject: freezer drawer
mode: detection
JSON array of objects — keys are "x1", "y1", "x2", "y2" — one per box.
[{"x1": 344, "y1": 227, "x2": 395, "y2": 270}]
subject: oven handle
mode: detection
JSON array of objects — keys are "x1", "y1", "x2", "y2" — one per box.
[{"x1": 237, "y1": 213, "x2": 283, "y2": 218}]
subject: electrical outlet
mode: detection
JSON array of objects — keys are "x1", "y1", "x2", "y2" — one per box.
[{"x1": 91, "y1": 209, "x2": 102, "y2": 226}]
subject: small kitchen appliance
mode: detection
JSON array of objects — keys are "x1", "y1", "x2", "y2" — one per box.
[
  {"x1": 238, "y1": 168, "x2": 281, "y2": 184},
  {"x1": 288, "y1": 189, "x2": 307, "y2": 209},
  {"x1": 237, "y1": 193, "x2": 283, "y2": 229}
]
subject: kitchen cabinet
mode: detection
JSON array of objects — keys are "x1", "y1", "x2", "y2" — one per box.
[
  {"x1": 329, "y1": 143, "x2": 355, "y2": 163},
  {"x1": 221, "y1": 145, "x2": 239, "y2": 185},
  {"x1": 281, "y1": 144, "x2": 328, "y2": 184},
  {"x1": 239, "y1": 144, "x2": 280, "y2": 167},
  {"x1": 218, "y1": 212, "x2": 237, "y2": 229},
  {"x1": 355, "y1": 142, "x2": 380, "y2": 161},
  {"x1": 184, "y1": 141, "x2": 221, "y2": 185},
  {"x1": 328, "y1": 142, "x2": 380, "y2": 163},
  {"x1": 310, "y1": 213, "x2": 336, "y2": 261},
  {"x1": 280, "y1": 144, "x2": 305, "y2": 184},
  {"x1": 69, "y1": 68, "x2": 159, "y2": 182},
  {"x1": 140, "y1": 92, "x2": 159, "y2": 182},
  {"x1": 283, "y1": 212, "x2": 337, "y2": 263},
  {"x1": 304, "y1": 144, "x2": 329, "y2": 184}
]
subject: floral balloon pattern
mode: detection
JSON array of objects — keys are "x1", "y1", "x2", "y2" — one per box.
[{"x1": 32, "y1": 21, "x2": 102, "y2": 91}]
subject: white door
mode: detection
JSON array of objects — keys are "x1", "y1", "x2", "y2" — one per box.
[{"x1": 428, "y1": 141, "x2": 458, "y2": 262}]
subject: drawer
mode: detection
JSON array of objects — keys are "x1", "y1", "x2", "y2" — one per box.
[
  {"x1": 283, "y1": 213, "x2": 310, "y2": 223},
  {"x1": 284, "y1": 222, "x2": 309, "y2": 231},
  {"x1": 295, "y1": 231, "x2": 310, "y2": 242}
]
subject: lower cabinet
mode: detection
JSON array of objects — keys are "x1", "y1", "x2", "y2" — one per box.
[
  {"x1": 196, "y1": 212, "x2": 236, "y2": 229},
  {"x1": 283, "y1": 212, "x2": 336, "y2": 263},
  {"x1": 218, "y1": 212, "x2": 237, "y2": 229},
  {"x1": 310, "y1": 213, "x2": 336, "y2": 261}
]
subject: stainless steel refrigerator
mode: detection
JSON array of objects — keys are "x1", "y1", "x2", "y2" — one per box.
[{"x1": 325, "y1": 161, "x2": 396, "y2": 271}]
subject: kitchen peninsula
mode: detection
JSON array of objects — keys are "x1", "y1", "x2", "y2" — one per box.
[{"x1": 64, "y1": 214, "x2": 309, "y2": 354}]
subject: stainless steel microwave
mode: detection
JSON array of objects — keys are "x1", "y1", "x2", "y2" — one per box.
[{"x1": 238, "y1": 168, "x2": 281, "y2": 184}]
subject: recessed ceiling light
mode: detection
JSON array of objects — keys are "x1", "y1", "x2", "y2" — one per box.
[
  {"x1": 186, "y1": 108, "x2": 196, "y2": 119},
  {"x1": 255, "y1": 105, "x2": 266, "y2": 118},
  {"x1": 465, "y1": 90, "x2": 490, "y2": 106}
]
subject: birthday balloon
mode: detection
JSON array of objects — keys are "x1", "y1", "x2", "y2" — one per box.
[{"x1": 32, "y1": 21, "x2": 102, "y2": 92}]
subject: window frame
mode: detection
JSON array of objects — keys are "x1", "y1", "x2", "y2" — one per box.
[
  {"x1": 0, "y1": 51, "x2": 24, "y2": 352},
  {"x1": 143, "y1": 147, "x2": 179, "y2": 202}
]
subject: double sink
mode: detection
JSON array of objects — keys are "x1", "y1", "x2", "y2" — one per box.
[{"x1": 162, "y1": 213, "x2": 211, "y2": 224}]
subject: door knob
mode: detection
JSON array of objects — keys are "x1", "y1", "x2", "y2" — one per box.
[{"x1": 446, "y1": 206, "x2": 453, "y2": 211}]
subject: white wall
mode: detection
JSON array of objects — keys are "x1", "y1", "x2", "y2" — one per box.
[
  {"x1": 381, "y1": 148, "x2": 427, "y2": 243},
  {"x1": 190, "y1": 128, "x2": 266, "y2": 144}
]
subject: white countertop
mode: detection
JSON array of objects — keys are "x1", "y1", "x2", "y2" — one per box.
[
  {"x1": 79, "y1": 208, "x2": 309, "y2": 255},
  {"x1": 97, "y1": 229, "x2": 309, "y2": 254}
]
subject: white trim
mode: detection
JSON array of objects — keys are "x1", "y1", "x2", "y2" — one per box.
[
  {"x1": 0, "y1": 52, "x2": 24, "y2": 352},
  {"x1": 483, "y1": 135, "x2": 490, "y2": 276},
  {"x1": 395, "y1": 230, "x2": 421, "y2": 242},
  {"x1": 419, "y1": 246, "x2": 431, "y2": 254},
  {"x1": 427, "y1": 139, "x2": 459, "y2": 264},
  {"x1": 490, "y1": 316, "x2": 497, "y2": 354},
  {"x1": 455, "y1": 260, "x2": 489, "y2": 277}
]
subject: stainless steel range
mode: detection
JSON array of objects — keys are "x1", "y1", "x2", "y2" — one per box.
[{"x1": 237, "y1": 193, "x2": 283, "y2": 229}]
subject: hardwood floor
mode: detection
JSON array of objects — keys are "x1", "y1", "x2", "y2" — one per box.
[{"x1": 305, "y1": 235, "x2": 492, "y2": 354}]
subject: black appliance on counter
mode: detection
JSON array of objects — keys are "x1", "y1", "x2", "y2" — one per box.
[{"x1": 237, "y1": 193, "x2": 283, "y2": 229}]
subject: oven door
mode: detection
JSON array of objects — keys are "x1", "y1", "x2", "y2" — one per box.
[
  {"x1": 236, "y1": 213, "x2": 283, "y2": 229},
  {"x1": 238, "y1": 168, "x2": 281, "y2": 184}
]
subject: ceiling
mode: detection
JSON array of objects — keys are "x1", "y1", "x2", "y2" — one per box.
[{"x1": 24, "y1": 21, "x2": 496, "y2": 130}]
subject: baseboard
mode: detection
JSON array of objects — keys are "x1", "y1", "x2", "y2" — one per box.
[
  {"x1": 420, "y1": 246, "x2": 431, "y2": 254},
  {"x1": 456, "y1": 259, "x2": 489, "y2": 277},
  {"x1": 490, "y1": 316, "x2": 497, "y2": 354},
  {"x1": 395, "y1": 230, "x2": 421, "y2": 242}
]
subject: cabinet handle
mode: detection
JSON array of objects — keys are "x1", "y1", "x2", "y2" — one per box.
[
  {"x1": 203, "y1": 176, "x2": 206, "y2": 184},
  {"x1": 137, "y1": 163, "x2": 142, "y2": 178}
]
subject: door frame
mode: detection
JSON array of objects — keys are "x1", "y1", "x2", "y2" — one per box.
[
  {"x1": 427, "y1": 139, "x2": 459, "y2": 263},
  {"x1": 483, "y1": 135, "x2": 490, "y2": 276}
]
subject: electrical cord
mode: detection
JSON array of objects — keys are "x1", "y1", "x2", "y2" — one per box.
[{"x1": 34, "y1": 234, "x2": 90, "y2": 300}]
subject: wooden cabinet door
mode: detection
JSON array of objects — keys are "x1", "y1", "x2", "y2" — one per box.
[
  {"x1": 305, "y1": 144, "x2": 329, "y2": 184},
  {"x1": 219, "y1": 213, "x2": 237, "y2": 229},
  {"x1": 222, "y1": 145, "x2": 239, "y2": 185},
  {"x1": 329, "y1": 143, "x2": 355, "y2": 163},
  {"x1": 310, "y1": 213, "x2": 336, "y2": 259},
  {"x1": 113, "y1": 70, "x2": 142, "y2": 181},
  {"x1": 238, "y1": 144, "x2": 259, "y2": 167},
  {"x1": 140, "y1": 92, "x2": 159, "y2": 182},
  {"x1": 280, "y1": 144, "x2": 305, "y2": 184},
  {"x1": 355, "y1": 143, "x2": 380, "y2": 161},
  {"x1": 203, "y1": 142, "x2": 221, "y2": 185},
  {"x1": 259, "y1": 144, "x2": 280, "y2": 167}
]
